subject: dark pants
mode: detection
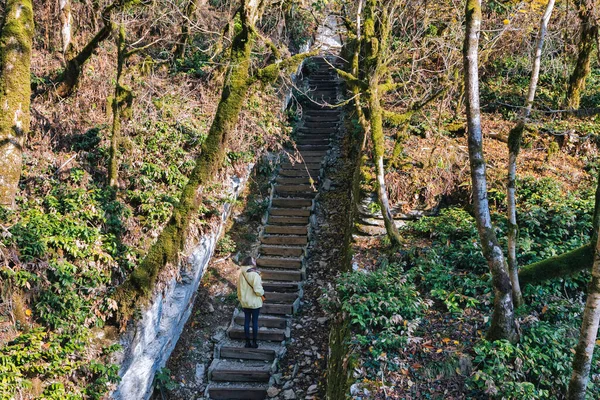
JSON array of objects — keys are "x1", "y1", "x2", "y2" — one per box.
[{"x1": 243, "y1": 307, "x2": 261, "y2": 341}]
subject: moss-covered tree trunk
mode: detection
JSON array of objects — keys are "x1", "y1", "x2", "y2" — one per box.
[
  {"x1": 108, "y1": 25, "x2": 133, "y2": 188},
  {"x1": 506, "y1": 0, "x2": 555, "y2": 308},
  {"x1": 464, "y1": 0, "x2": 518, "y2": 343},
  {"x1": 565, "y1": 0, "x2": 598, "y2": 110},
  {"x1": 0, "y1": 0, "x2": 34, "y2": 208},
  {"x1": 174, "y1": 0, "x2": 201, "y2": 59}
]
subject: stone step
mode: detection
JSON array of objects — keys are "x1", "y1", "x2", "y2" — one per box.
[
  {"x1": 271, "y1": 198, "x2": 312, "y2": 208},
  {"x1": 295, "y1": 139, "x2": 330, "y2": 146},
  {"x1": 269, "y1": 208, "x2": 311, "y2": 217},
  {"x1": 278, "y1": 168, "x2": 320, "y2": 177},
  {"x1": 261, "y1": 268, "x2": 303, "y2": 282},
  {"x1": 264, "y1": 225, "x2": 308, "y2": 235},
  {"x1": 261, "y1": 235, "x2": 307, "y2": 246},
  {"x1": 304, "y1": 115, "x2": 340, "y2": 123},
  {"x1": 264, "y1": 290, "x2": 300, "y2": 303},
  {"x1": 209, "y1": 359, "x2": 271, "y2": 383},
  {"x1": 257, "y1": 256, "x2": 303, "y2": 269},
  {"x1": 297, "y1": 150, "x2": 328, "y2": 157},
  {"x1": 233, "y1": 313, "x2": 288, "y2": 329},
  {"x1": 297, "y1": 127, "x2": 337, "y2": 134},
  {"x1": 296, "y1": 133, "x2": 334, "y2": 140},
  {"x1": 297, "y1": 156, "x2": 325, "y2": 164},
  {"x1": 303, "y1": 109, "x2": 341, "y2": 115},
  {"x1": 275, "y1": 176, "x2": 313, "y2": 185},
  {"x1": 227, "y1": 326, "x2": 288, "y2": 341},
  {"x1": 302, "y1": 121, "x2": 338, "y2": 129},
  {"x1": 219, "y1": 345, "x2": 277, "y2": 361},
  {"x1": 296, "y1": 144, "x2": 330, "y2": 151},
  {"x1": 262, "y1": 281, "x2": 302, "y2": 292},
  {"x1": 267, "y1": 215, "x2": 310, "y2": 225},
  {"x1": 206, "y1": 383, "x2": 268, "y2": 400},
  {"x1": 280, "y1": 162, "x2": 322, "y2": 170},
  {"x1": 262, "y1": 302, "x2": 294, "y2": 315},
  {"x1": 274, "y1": 184, "x2": 316, "y2": 194}
]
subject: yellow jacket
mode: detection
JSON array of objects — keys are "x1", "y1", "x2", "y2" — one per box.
[{"x1": 237, "y1": 266, "x2": 264, "y2": 309}]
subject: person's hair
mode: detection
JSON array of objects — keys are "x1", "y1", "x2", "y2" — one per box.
[{"x1": 241, "y1": 256, "x2": 256, "y2": 266}]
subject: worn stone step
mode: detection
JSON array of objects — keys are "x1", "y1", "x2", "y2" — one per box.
[
  {"x1": 262, "y1": 281, "x2": 301, "y2": 292},
  {"x1": 303, "y1": 109, "x2": 341, "y2": 115},
  {"x1": 304, "y1": 115, "x2": 340, "y2": 123},
  {"x1": 295, "y1": 139, "x2": 331, "y2": 147},
  {"x1": 278, "y1": 168, "x2": 320, "y2": 177},
  {"x1": 264, "y1": 225, "x2": 308, "y2": 235},
  {"x1": 219, "y1": 345, "x2": 277, "y2": 361},
  {"x1": 262, "y1": 302, "x2": 294, "y2": 315},
  {"x1": 280, "y1": 162, "x2": 322, "y2": 170},
  {"x1": 261, "y1": 235, "x2": 307, "y2": 246},
  {"x1": 267, "y1": 215, "x2": 310, "y2": 225},
  {"x1": 296, "y1": 144, "x2": 330, "y2": 151},
  {"x1": 269, "y1": 208, "x2": 311, "y2": 217},
  {"x1": 275, "y1": 176, "x2": 313, "y2": 185},
  {"x1": 297, "y1": 127, "x2": 336, "y2": 134},
  {"x1": 296, "y1": 156, "x2": 326, "y2": 164},
  {"x1": 297, "y1": 150, "x2": 328, "y2": 157},
  {"x1": 257, "y1": 256, "x2": 302, "y2": 269},
  {"x1": 275, "y1": 184, "x2": 316, "y2": 194},
  {"x1": 233, "y1": 314, "x2": 288, "y2": 329},
  {"x1": 227, "y1": 326, "x2": 288, "y2": 341},
  {"x1": 206, "y1": 383, "x2": 268, "y2": 400},
  {"x1": 261, "y1": 268, "x2": 303, "y2": 282},
  {"x1": 302, "y1": 121, "x2": 338, "y2": 129},
  {"x1": 264, "y1": 290, "x2": 300, "y2": 303},
  {"x1": 209, "y1": 359, "x2": 271, "y2": 383},
  {"x1": 271, "y1": 198, "x2": 312, "y2": 208}
]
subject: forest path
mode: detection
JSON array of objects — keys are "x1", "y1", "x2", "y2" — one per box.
[{"x1": 204, "y1": 56, "x2": 344, "y2": 400}]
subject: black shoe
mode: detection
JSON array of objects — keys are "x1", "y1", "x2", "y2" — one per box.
[
  {"x1": 245, "y1": 340, "x2": 252, "y2": 348},
  {"x1": 251, "y1": 340, "x2": 259, "y2": 349}
]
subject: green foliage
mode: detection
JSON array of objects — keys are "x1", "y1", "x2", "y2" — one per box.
[
  {"x1": 216, "y1": 234, "x2": 236, "y2": 254},
  {"x1": 154, "y1": 367, "x2": 177, "y2": 391},
  {"x1": 334, "y1": 263, "x2": 429, "y2": 370}
]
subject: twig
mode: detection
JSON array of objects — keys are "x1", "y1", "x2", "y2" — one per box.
[{"x1": 55, "y1": 154, "x2": 78, "y2": 175}]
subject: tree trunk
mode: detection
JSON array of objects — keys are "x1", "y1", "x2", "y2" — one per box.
[
  {"x1": 566, "y1": 233, "x2": 600, "y2": 399},
  {"x1": 367, "y1": 88, "x2": 402, "y2": 245},
  {"x1": 464, "y1": 0, "x2": 518, "y2": 343},
  {"x1": 108, "y1": 25, "x2": 133, "y2": 188},
  {"x1": 507, "y1": 0, "x2": 555, "y2": 308},
  {"x1": 174, "y1": 0, "x2": 198, "y2": 59},
  {"x1": 0, "y1": 0, "x2": 34, "y2": 208},
  {"x1": 565, "y1": 0, "x2": 598, "y2": 110},
  {"x1": 59, "y1": 0, "x2": 72, "y2": 53}
]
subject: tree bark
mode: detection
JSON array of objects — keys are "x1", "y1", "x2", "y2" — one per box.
[
  {"x1": 565, "y1": 0, "x2": 598, "y2": 110},
  {"x1": 0, "y1": 0, "x2": 34, "y2": 208},
  {"x1": 59, "y1": 0, "x2": 72, "y2": 53},
  {"x1": 174, "y1": 0, "x2": 199, "y2": 59},
  {"x1": 567, "y1": 232, "x2": 600, "y2": 399},
  {"x1": 507, "y1": 0, "x2": 555, "y2": 308},
  {"x1": 464, "y1": 0, "x2": 518, "y2": 343}
]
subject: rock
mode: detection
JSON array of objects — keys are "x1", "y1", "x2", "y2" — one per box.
[
  {"x1": 350, "y1": 383, "x2": 361, "y2": 396},
  {"x1": 317, "y1": 317, "x2": 329, "y2": 324},
  {"x1": 211, "y1": 329, "x2": 225, "y2": 342},
  {"x1": 283, "y1": 389, "x2": 296, "y2": 400},
  {"x1": 207, "y1": 302, "x2": 215, "y2": 313},
  {"x1": 273, "y1": 373, "x2": 283, "y2": 385},
  {"x1": 267, "y1": 387, "x2": 281, "y2": 397},
  {"x1": 307, "y1": 384, "x2": 318, "y2": 395},
  {"x1": 194, "y1": 364, "x2": 205, "y2": 385},
  {"x1": 283, "y1": 381, "x2": 293, "y2": 390},
  {"x1": 303, "y1": 350, "x2": 312, "y2": 356},
  {"x1": 292, "y1": 364, "x2": 299, "y2": 378},
  {"x1": 323, "y1": 179, "x2": 332, "y2": 190}
]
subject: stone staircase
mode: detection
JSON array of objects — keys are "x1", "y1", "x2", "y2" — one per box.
[{"x1": 205, "y1": 56, "x2": 342, "y2": 399}]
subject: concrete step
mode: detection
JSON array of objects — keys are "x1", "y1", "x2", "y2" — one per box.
[
  {"x1": 267, "y1": 215, "x2": 310, "y2": 225},
  {"x1": 209, "y1": 359, "x2": 271, "y2": 383},
  {"x1": 233, "y1": 313, "x2": 288, "y2": 329},
  {"x1": 264, "y1": 225, "x2": 308, "y2": 235},
  {"x1": 261, "y1": 268, "x2": 303, "y2": 282},
  {"x1": 219, "y1": 345, "x2": 277, "y2": 361},
  {"x1": 269, "y1": 208, "x2": 311, "y2": 217},
  {"x1": 261, "y1": 235, "x2": 307, "y2": 246},
  {"x1": 206, "y1": 383, "x2": 268, "y2": 400},
  {"x1": 271, "y1": 198, "x2": 312, "y2": 208},
  {"x1": 227, "y1": 326, "x2": 288, "y2": 341}
]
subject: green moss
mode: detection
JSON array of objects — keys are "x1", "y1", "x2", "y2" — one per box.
[
  {"x1": 519, "y1": 244, "x2": 593, "y2": 286},
  {"x1": 0, "y1": 0, "x2": 34, "y2": 207}
]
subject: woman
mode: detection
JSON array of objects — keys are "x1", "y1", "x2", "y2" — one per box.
[{"x1": 237, "y1": 256, "x2": 264, "y2": 348}]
